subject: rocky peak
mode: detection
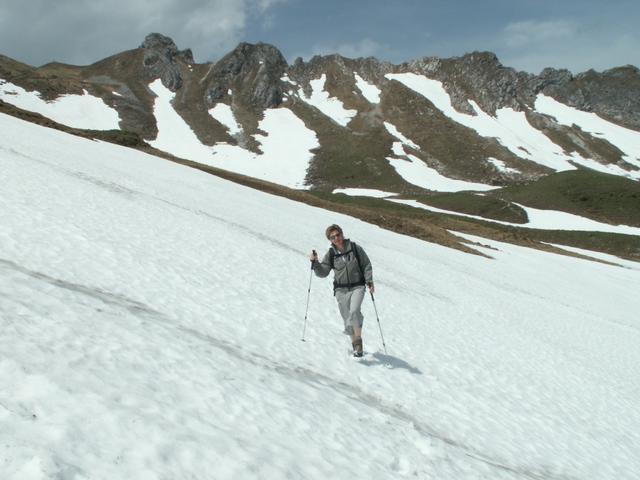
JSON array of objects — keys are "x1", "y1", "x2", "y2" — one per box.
[
  {"x1": 532, "y1": 68, "x2": 574, "y2": 90},
  {"x1": 406, "y1": 56, "x2": 442, "y2": 74},
  {"x1": 140, "y1": 33, "x2": 192, "y2": 92},
  {"x1": 448, "y1": 51, "x2": 528, "y2": 114},
  {"x1": 205, "y1": 42, "x2": 287, "y2": 109},
  {"x1": 287, "y1": 54, "x2": 393, "y2": 100},
  {"x1": 401, "y1": 51, "x2": 529, "y2": 115},
  {"x1": 287, "y1": 54, "x2": 352, "y2": 90},
  {"x1": 533, "y1": 65, "x2": 640, "y2": 129}
]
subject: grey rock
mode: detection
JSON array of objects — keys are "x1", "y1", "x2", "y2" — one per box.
[
  {"x1": 536, "y1": 65, "x2": 640, "y2": 129},
  {"x1": 397, "y1": 51, "x2": 530, "y2": 115},
  {"x1": 140, "y1": 33, "x2": 191, "y2": 92},
  {"x1": 205, "y1": 42, "x2": 287, "y2": 108}
]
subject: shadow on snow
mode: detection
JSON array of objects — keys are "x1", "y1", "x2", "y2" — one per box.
[{"x1": 359, "y1": 351, "x2": 422, "y2": 374}]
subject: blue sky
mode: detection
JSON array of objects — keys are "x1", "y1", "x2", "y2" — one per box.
[{"x1": 1, "y1": 0, "x2": 638, "y2": 74}]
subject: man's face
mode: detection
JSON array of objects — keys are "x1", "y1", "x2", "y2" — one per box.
[{"x1": 329, "y1": 230, "x2": 344, "y2": 248}]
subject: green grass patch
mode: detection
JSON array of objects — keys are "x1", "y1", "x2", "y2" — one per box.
[
  {"x1": 404, "y1": 191, "x2": 528, "y2": 223},
  {"x1": 489, "y1": 169, "x2": 640, "y2": 227}
]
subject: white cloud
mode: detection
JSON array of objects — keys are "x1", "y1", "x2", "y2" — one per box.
[
  {"x1": 0, "y1": 0, "x2": 288, "y2": 66},
  {"x1": 254, "y1": 0, "x2": 288, "y2": 13},
  {"x1": 496, "y1": 18, "x2": 640, "y2": 73},
  {"x1": 502, "y1": 20, "x2": 577, "y2": 49}
]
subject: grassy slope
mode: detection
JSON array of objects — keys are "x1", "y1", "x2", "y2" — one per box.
[
  {"x1": 489, "y1": 169, "x2": 640, "y2": 227},
  {"x1": 401, "y1": 192, "x2": 529, "y2": 223}
]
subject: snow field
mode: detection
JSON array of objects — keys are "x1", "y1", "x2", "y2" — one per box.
[
  {"x1": 487, "y1": 157, "x2": 520, "y2": 174},
  {"x1": 148, "y1": 79, "x2": 318, "y2": 188},
  {"x1": 298, "y1": 74, "x2": 357, "y2": 126},
  {"x1": 208, "y1": 103, "x2": 242, "y2": 135},
  {"x1": 332, "y1": 188, "x2": 397, "y2": 198},
  {"x1": 385, "y1": 73, "x2": 578, "y2": 172},
  {"x1": 535, "y1": 93, "x2": 640, "y2": 170},
  {"x1": 1, "y1": 112, "x2": 640, "y2": 479},
  {"x1": 354, "y1": 73, "x2": 381, "y2": 104},
  {"x1": 385, "y1": 72, "x2": 640, "y2": 181},
  {"x1": 383, "y1": 121, "x2": 499, "y2": 192},
  {"x1": 384, "y1": 121, "x2": 420, "y2": 149},
  {"x1": 0, "y1": 79, "x2": 120, "y2": 130},
  {"x1": 390, "y1": 199, "x2": 640, "y2": 235},
  {"x1": 387, "y1": 154, "x2": 500, "y2": 192}
]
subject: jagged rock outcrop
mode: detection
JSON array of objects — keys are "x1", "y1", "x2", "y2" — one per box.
[
  {"x1": 140, "y1": 33, "x2": 193, "y2": 92},
  {"x1": 205, "y1": 42, "x2": 287, "y2": 109},
  {"x1": 533, "y1": 65, "x2": 640, "y2": 129},
  {"x1": 288, "y1": 54, "x2": 394, "y2": 99},
  {"x1": 403, "y1": 52, "x2": 533, "y2": 115},
  {"x1": 392, "y1": 52, "x2": 640, "y2": 132}
]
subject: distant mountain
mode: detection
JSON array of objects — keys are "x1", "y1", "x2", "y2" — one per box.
[{"x1": 1, "y1": 33, "x2": 639, "y2": 260}]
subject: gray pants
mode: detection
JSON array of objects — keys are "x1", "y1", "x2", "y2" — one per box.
[{"x1": 335, "y1": 286, "x2": 365, "y2": 335}]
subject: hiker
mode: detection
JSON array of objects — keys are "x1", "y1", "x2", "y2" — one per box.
[{"x1": 309, "y1": 224, "x2": 374, "y2": 357}]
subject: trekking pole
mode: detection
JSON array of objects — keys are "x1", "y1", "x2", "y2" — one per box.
[
  {"x1": 369, "y1": 291, "x2": 388, "y2": 354},
  {"x1": 301, "y1": 250, "x2": 316, "y2": 342}
]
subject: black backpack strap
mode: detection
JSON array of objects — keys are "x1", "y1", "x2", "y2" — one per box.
[
  {"x1": 351, "y1": 242, "x2": 364, "y2": 277},
  {"x1": 330, "y1": 242, "x2": 364, "y2": 276}
]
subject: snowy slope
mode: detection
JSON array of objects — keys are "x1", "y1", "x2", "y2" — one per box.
[
  {"x1": 385, "y1": 73, "x2": 577, "y2": 172},
  {"x1": 0, "y1": 79, "x2": 120, "y2": 130},
  {"x1": 535, "y1": 94, "x2": 640, "y2": 170},
  {"x1": 383, "y1": 121, "x2": 499, "y2": 192},
  {"x1": 390, "y1": 199, "x2": 640, "y2": 236},
  {"x1": 1, "y1": 112, "x2": 640, "y2": 480},
  {"x1": 298, "y1": 74, "x2": 357, "y2": 126},
  {"x1": 385, "y1": 73, "x2": 640, "y2": 181},
  {"x1": 148, "y1": 79, "x2": 318, "y2": 189}
]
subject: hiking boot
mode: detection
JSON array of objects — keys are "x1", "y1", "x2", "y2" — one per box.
[{"x1": 352, "y1": 337, "x2": 363, "y2": 357}]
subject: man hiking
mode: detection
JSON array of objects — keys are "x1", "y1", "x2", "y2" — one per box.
[{"x1": 309, "y1": 224, "x2": 374, "y2": 357}]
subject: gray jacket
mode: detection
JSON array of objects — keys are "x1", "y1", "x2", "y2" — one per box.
[{"x1": 313, "y1": 239, "x2": 373, "y2": 290}]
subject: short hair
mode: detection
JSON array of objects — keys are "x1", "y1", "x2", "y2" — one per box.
[{"x1": 325, "y1": 224, "x2": 343, "y2": 239}]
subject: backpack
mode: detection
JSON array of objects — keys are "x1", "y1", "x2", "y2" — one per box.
[{"x1": 329, "y1": 241, "x2": 365, "y2": 292}]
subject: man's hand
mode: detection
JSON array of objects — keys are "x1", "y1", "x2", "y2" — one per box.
[
  {"x1": 309, "y1": 250, "x2": 318, "y2": 262},
  {"x1": 367, "y1": 282, "x2": 375, "y2": 294}
]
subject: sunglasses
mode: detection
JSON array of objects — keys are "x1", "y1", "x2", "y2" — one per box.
[{"x1": 329, "y1": 233, "x2": 342, "y2": 240}]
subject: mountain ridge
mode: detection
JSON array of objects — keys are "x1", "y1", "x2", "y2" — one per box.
[{"x1": 1, "y1": 33, "x2": 639, "y2": 262}]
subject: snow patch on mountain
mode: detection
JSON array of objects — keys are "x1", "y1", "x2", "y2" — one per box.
[
  {"x1": 540, "y1": 242, "x2": 640, "y2": 271},
  {"x1": 281, "y1": 75, "x2": 297, "y2": 85},
  {"x1": 487, "y1": 157, "x2": 520, "y2": 175},
  {"x1": 392, "y1": 198, "x2": 640, "y2": 235},
  {"x1": 149, "y1": 79, "x2": 318, "y2": 188},
  {"x1": 251, "y1": 108, "x2": 320, "y2": 188},
  {"x1": 333, "y1": 188, "x2": 397, "y2": 198},
  {"x1": 390, "y1": 142, "x2": 405, "y2": 156},
  {"x1": 387, "y1": 154, "x2": 499, "y2": 192},
  {"x1": 384, "y1": 122, "x2": 420, "y2": 149},
  {"x1": 149, "y1": 79, "x2": 213, "y2": 160},
  {"x1": 354, "y1": 73, "x2": 381, "y2": 104},
  {"x1": 298, "y1": 74, "x2": 357, "y2": 127},
  {"x1": 535, "y1": 94, "x2": 640, "y2": 172},
  {"x1": 385, "y1": 73, "x2": 578, "y2": 172},
  {"x1": 0, "y1": 78, "x2": 120, "y2": 130},
  {"x1": 567, "y1": 152, "x2": 640, "y2": 180},
  {"x1": 383, "y1": 120, "x2": 497, "y2": 192},
  {"x1": 209, "y1": 103, "x2": 242, "y2": 135}
]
